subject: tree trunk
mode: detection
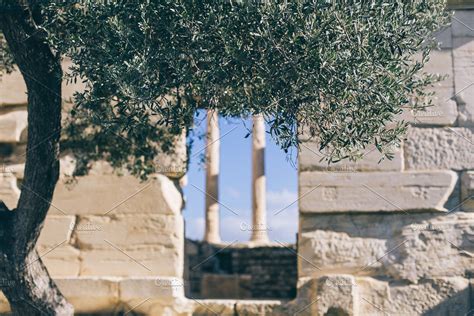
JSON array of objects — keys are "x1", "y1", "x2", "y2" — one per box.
[{"x1": 0, "y1": 1, "x2": 73, "y2": 314}]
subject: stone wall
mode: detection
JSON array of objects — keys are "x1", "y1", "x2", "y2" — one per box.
[
  {"x1": 185, "y1": 239, "x2": 297, "y2": 300},
  {"x1": 297, "y1": 10, "x2": 474, "y2": 316},
  {"x1": 0, "y1": 60, "x2": 191, "y2": 314}
]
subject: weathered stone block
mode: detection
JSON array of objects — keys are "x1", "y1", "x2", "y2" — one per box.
[
  {"x1": 153, "y1": 130, "x2": 187, "y2": 179},
  {"x1": 389, "y1": 277, "x2": 470, "y2": 315},
  {"x1": 299, "y1": 230, "x2": 386, "y2": 278},
  {"x1": 74, "y1": 214, "x2": 182, "y2": 249},
  {"x1": 192, "y1": 299, "x2": 235, "y2": 316},
  {"x1": 299, "y1": 142, "x2": 402, "y2": 172},
  {"x1": 357, "y1": 276, "x2": 471, "y2": 316},
  {"x1": 51, "y1": 173, "x2": 182, "y2": 215},
  {"x1": 453, "y1": 37, "x2": 474, "y2": 127},
  {"x1": 120, "y1": 277, "x2": 184, "y2": 300},
  {"x1": 356, "y1": 277, "x2": 391, "y2": 315},
  {"x1": 434, "y1": 26, "x2": 452, "y2": 49},
  {"x1": 39, "y1": 245, "x2": 80, "y2": 277},
  {"x1": 461, "y1": 171, "x2": 474, "y2": 211},
  {"x1": 314, "y1": 275, "x2": 358, "y2": 316},
  {"x1": 80, "y1": 246, "x2": 182, "y2": 277},
  {"x1": 404, "y1": 127, "x2": 474, "y2": 170},
  {"x1": 0, "y1": 173, "x2": 20, "y2": 209},
  {"x1": 234, "y1": 300, "x2": 283, "y2": 316},
  {"x1": 0, "y1": 110, "x2": 27, "y2": 143},
  {"x1": 299, "y1": 212, "x2": 474, "y2": 283},
  {"x1": 401, "y1": 49, "x2": 458, "y2": 126},
  {"x1": 37, "y1": 215, "x2": 75, "y2": 247},
  {"x1": 55, "y1": 277, "x2": 119, "y2": 314},
  {"x1": 299, "y1": 171, "x2": 457, "y2": 213},
  {"x1": 452, "y1": 10, "x2": 474, "y2": 38}
]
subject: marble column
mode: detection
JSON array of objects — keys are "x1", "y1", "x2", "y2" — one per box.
[
  {"x1": 204, "y1": 110, "x2": 221, "y2": 243},
  {"x1": 251, "y1": 115, "x2": 269, "y2": 243}
]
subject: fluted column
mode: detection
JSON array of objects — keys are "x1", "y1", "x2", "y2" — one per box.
[
  {"x1": 251, "y1": 115, "x2": 269, "y2": 243},
  {"x1": 204, "y1": 110, "x2": 221, "y2": 243}
]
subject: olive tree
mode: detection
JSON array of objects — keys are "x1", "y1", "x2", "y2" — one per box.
[{"x1": 0, "y1": 0, "x2": 449, "y2": 314}]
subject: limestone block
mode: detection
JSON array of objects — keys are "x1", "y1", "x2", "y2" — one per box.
[
  {"x1": 357, "y1": 277, "x2": 471, "y2": 316},
  {"x1": 153, "y1": 130, "x2": 187, "y2": 179},
  {"x1": 401, "y1": 49, "x2": 458, "y2": 126},
  {"x1": 385, "y1": 213, "x2": 474, "y2": 283},
  {"x1": 120, "y1": 277, "x2": 184, "y2": 300},
  {"x1": 74, "y1": 214, "x2": 182, "y2": 249},
  {"x1": 0, "y1": 291, "x2": 10, "y2": 314},
  {"x1": 0, "y1": 173, "x2": 20, "y2": 209},
  {"x1": 234, "y1": 300, "x2": 282, "y2": 316},
  {"x1": 51, "y1": 173, "x2": 182, "y2": 215},
  {"x1": 452, "y1": 10, "x2": 474, "y2": 38},
  {"x1": 299, "y1": 230, "x2": 387, "y2": 278},
  {"x1": 314, "y1": 275, "x2": 358, "y2": 316},
  {"x1": 404, "y1": 127, "x2": 474, "y2": 170},
  {"x1": 453, "y1": 37, "x2": 474, "y2": 127},
  {"x1": 388, "y1": 277, "x2": 470, "y2": 315},
  {"x1": 299, "y1": 142, "x2": 402, "y2": 172},
  {"x1": 461, "y1": 171, "x2": 474, "y2": 211},
  {"x1": 0, "y1": 110, "x2": 27, "y2": 143},
  {"x1": 0, "y1": 68, "x2": 28, "y2": 105},
  {"x1": 356, "y1": 277, "x2": 391, "y2": 316},
  {"x1": 40, "y1": 245, "x2": 81, "y2": 277},
  {"x1": 192, "y1": 300, "x2": 235, "y2": 316},
  {"x1": 299, "y1": 212, "x2": 474, "y2": 282},
  {"x1": 434, "y1": 26, "x2": 452, "y2": 49},
  {"x1": 37, "y1": 215, "x2": 75, "y2": 247},
  {"x1": 299, "y1": 171, "x2": 457, "y2": 213},
  {"x1": 80, "y1": 246, "x2": 182, "y2": 277},
  {"x1": 55, "y1": 277, "x2": 120, "y2": 314}
]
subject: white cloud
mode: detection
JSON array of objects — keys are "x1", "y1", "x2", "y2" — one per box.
[{"x1": 267, "y1": 189, "x2": 297, "y2": 209}]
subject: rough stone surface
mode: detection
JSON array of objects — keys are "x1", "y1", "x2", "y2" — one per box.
[
  {"x1": 452, "y1": 10, "x2": 474, "y2": 38},
  {"x1": 299, "y1": 212, "x2": 474, "y2": 283},
  {"x1": 55, "y1": 278, "x2": 120, "y2": 314},
  {"x1": 461, "y1": 171, "x2": 474, "y2": 211},
  {"x1": 314, "y1": 275, "x2": 358, "y2": 316},
  {"x1": 74, "y1": 214, "x2": 182, "y2": 249},
  {"x1": 0, "y1": 110, "x2": 28, "y2": 143},
  {"x1": 404, "y1": 127, "x2": 474, "y2": 170},
  {"x1": 40, "y1": 245, "x2": 81, "y2": 277},
  {"x1": 51, "y1": 173, "x2": 182, "y2": 215},
  {"x1": 453, "y1": 37, "x2": 474, "y2": 127},
  {"x1": 192, "y1": 300, "x2": 235, "y2": 316},
  {"x1": 357, "y1": 276, "x2": 471, "y2": 315},
  {"x1": 299, "y1": 170, "x2": 457, "y2": 213},
  {"x1": 299, "y1": 142, "x2": 402, "y2": 172},
  {"x1": 0, "y1": 172, "x2": 20, "y2": 209},
  {"x1": 80, "y1": 246, "x2": 182, "y2": 277},
  {"x1": 37, "y1": 216, "x2": 75, "y2": 247},
  {"x1": 120, "y1": 277, "x2": 184, "y2": 300},
  {"x1": 402, "y1": 49, "x2": 458, "y2": 126}
]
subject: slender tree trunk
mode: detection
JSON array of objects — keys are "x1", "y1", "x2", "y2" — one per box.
[{"x1": 0, "y1": 1, "x2": 73, "y2": 314}]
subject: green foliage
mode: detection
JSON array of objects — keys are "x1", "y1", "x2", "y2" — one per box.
[{"x1": 42, "y1": 1, "x2": 450, "y2": 176}]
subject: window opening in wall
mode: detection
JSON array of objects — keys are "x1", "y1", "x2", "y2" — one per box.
[{"x1": 183, "y1": 110, "x2": 298, "y2": 300}]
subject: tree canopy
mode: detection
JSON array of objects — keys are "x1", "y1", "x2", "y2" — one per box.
[{"x1": 6, "y1": 1, "x2": 450, "y2": 177}]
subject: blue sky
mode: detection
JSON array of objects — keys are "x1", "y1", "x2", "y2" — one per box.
[{"x1": 183, "y1": 110, "x2": 298, "y2": 243}]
